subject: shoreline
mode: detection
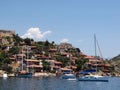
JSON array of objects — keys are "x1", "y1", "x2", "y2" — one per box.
[
  {"x1": 0, "y1": 72, "x2": 120, "y2": 78},
  {"x1": 0, "y1": 72, "x2": 56, "y2": 77},
  {"x1": 33, "y1": 72, "x2": 56, "y2": 77}
]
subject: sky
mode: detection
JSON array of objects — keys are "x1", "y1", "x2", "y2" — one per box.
[{"x1": 0, "y1": 0, "x2": 120, "y2": 59}]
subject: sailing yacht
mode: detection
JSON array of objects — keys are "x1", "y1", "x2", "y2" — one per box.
[
  {"x1": 78, "y1": 69, "x2": 108, "y2": 82},
  {"x1": 78, "y1": 34, "x2": 108, "y2": 82},
  {"x1": 15, "y1": 46, "x2": 32, "y2": 78}
]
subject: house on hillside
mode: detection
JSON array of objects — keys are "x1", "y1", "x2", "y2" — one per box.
[
  {"x1": 81, "y1": 54, "x2": 112, "y2": 74},
  {"x1": 58, "y1": 43, "x2": 73, "y2": 53},
  {"x1": 25, "y1": 59, "x2": 43, "y2": 72},
  {"x1": 47, "y1": 60, "x2": 62, "y2": 71}
]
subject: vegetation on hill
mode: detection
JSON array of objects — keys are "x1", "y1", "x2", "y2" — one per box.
[
  {"x1": 109, "y1": 55, "x2": 120, "y2": 75},
  {"x1": 0, "y1": 33, "x2": 86, "y2": 73},
  {"x1": 0, "y1": 33, "x2": 118, "y2": 76}
]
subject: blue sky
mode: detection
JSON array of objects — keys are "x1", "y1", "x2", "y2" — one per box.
[{"x1": 0, "y1": 0, "x2": 120, "y2": 58}]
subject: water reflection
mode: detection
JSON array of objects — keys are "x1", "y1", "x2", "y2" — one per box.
[{"x1": 0, "y1": 77, "x2": 120, "y2": 90}]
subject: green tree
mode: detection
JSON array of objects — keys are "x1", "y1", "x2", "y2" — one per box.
[
  {"x1": 5, "y1": 36, "x2": 12, "y2": 44},
  {"x1": 0, "y1": 51, "x2": 12, "y2": 70},
  {"x1": 56, "y1": 55, "x2": 69, "y2": 67},
  {"x1": 8, "y1": 46, "x2": 19, "y2": 55},
  {"x1": 44, "y1": 40, "x2": 50, "y2": 50},
  {"x1": 42, "y1": 60, "x2": 50, "y2": 72},
  {"x1": 13, "y1": 34, "x2": 23, "y2": 45},
  {"x1": 24, "y1": 38, "x2": 32, "y2": 46},
  {"x1": 75, "y1": 58, "x2": 89, "y2": 71},
  {"x1": 2, "y1": 65, "x2": 12, "y2": 74}
]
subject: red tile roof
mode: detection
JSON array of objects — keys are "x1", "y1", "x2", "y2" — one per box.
[
  {"x1": 80, "y1": 52, "x2": 87, "y2": 56},
  {"x1": 26, "y1": 59, "x2": 40, "y2": 62},
  {"x1": 54, "y1": 61, "x2": 62, "y2": 65},
  {"x1": 61, "y1": 68, "x2": 71, "y2": 71},
  {"x1": 27, "y1": 65, "x2": 42, "y2": 68},
  {"x1": 84, "y1": 56, "x2": 95, "y2": 59},
  {"x1": 49, "y1": 48, "x2": 57, "y2": 52}
]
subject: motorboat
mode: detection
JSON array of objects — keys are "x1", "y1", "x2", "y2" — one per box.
[
  {"x1": 78, "y1": 74, "x2": 108, "y2": 82},
  {"x1": 61, "y1": 73, "x2": 76, "y2": 80}
]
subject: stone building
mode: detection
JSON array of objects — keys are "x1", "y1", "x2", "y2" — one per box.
[{"x1": 0, "y1": 29, "x2": 15, "y2": 44}]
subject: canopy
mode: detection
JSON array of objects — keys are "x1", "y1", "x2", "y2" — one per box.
[{"x1": 79, "y1": 69, "x2": 96, "y2": 74}]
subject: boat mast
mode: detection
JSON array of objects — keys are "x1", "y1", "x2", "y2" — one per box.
[
  {"x1": 94, "y1": 34, "x2": 98, "y2": 72},
  {"x1": 70, "y1": 53, "x2": 72, "y2": 73},
  {"x1": 94, "y1": 34, "x2": 104, "y2": 73},
  {"x1": 21, "y1": 47, "x2": 23, "y2": 71},
  {"x1": 26, "y1": 46, "x2": 29, "y2": 72},
  {"x1": 94, "y1": 34, "x2": 97, "y2": 57},
  {"x1": 67, "y1": 49, "x2": 72, "y2": 73}
]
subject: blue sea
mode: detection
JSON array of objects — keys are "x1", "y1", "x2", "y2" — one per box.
[{"x1": 0, "y1": 77, "x2": 120, "y2": 90}]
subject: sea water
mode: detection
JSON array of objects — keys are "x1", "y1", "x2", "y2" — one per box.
[{"x1": 0, "y1": 77, "x2": 120, "y2": 90}]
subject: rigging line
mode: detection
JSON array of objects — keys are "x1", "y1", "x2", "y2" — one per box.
[
  {"x1": 94, "y1": 34, "x2": 103, "y2": 60},
  {"x1": 96, "y1": 39, "x2": 104, "y2": 60}
]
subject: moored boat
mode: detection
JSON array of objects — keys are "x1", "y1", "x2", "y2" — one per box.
[
  {"x1": 61, "y1": 73, "x2": 76, "y2": 80},
  {"x1": 15, "y1": 70, "x2": 32, "y2": 78},
  {"x1": 15, "y1": 46, "x2": 32, "y2": 78},
  {"x1": 78, "y1": 35, "x2": 108, "y2": 82},
  {"x1": 78, "y1": 74, "x2": 108, "y2": 82},
  {"x1": 3, "y1": 73, "x2": 8, "y2": 78},
  {"x1": 60, "y1": 53, "x2": 76, "y2": 81}
]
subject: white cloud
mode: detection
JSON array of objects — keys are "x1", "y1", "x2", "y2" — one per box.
[
  {"x1": 60, "y1": 38, "x2": 69, "y2": 43},
  {"x1": 21, "y1": 27, "x2": 52, "y2": 40}
]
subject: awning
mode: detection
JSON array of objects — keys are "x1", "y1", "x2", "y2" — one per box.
[{"x1": 79, "y1": 69, "x2": 96, "y2": 74}]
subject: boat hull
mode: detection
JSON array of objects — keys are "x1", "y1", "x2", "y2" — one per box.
[
  {"x1": 78, "y1": 76, "x2": 108, "y2": 82},
  {"x1": 78, "y1": 78, "x2": 108, "y2": 82},
  {"x1": 16, "y1": 73, "x2": 32, "y2": 78},
  {"x1": 61, "y1": 74, "x2": 76, "y2": 80}
]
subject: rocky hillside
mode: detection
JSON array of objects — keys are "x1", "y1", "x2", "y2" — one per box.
[
  {"x1": 110, "y1": 54, "x2": 120, "y2": 65},
  {"x1": 110, "y1": 54, "x2": 120, "y2": 75}
]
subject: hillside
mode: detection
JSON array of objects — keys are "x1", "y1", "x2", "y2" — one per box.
[
  {"x1": 0, "y1": 30, "x2": 116, "y2": 76},
  {"x1": 110, "y1": 55, "x2": 120, "y2": 75},
  {"x1": 110, "y1": 54, "x2": 120, "y2": 65}
]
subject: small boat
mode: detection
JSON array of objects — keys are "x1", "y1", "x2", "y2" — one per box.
[
  {"x1": 3, "y1": 73, "x2": 8, "y2": 78},
  {"x1": 78, "y1": 75, "x2": 108, "y2": 82},
  {"x1": 60, "y1": 54, "x2": 76, "y2": 80},
  {"x1": 15, "y1": 71, "x2": 32, "y2": 78},
  {"x1": 61, "y1": 73, "x2": 76, "y2": 80}
]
